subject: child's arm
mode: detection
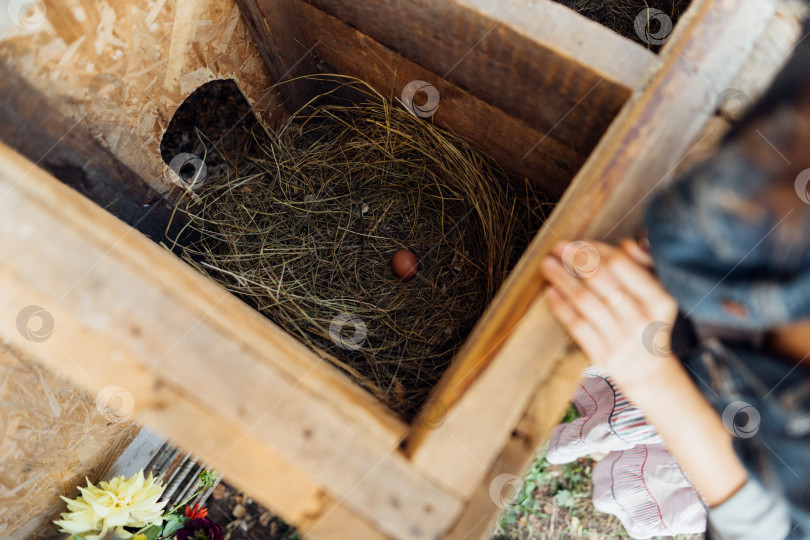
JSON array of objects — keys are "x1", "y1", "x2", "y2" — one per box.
[{"x1": 540, "y1": 239, "x2": 747, "y2": 506}]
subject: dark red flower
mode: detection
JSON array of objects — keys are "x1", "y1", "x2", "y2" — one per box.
[
  {"x1": 175, "y1": 518, "x2": 224, "y2": 540},
  {"x1": 184, "y1": 502, "x2": 209, "y2": 520}
]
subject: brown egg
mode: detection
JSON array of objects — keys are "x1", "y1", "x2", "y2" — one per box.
[{"x1": 392, "y1": 249, "x2": 419, "y2": 279}]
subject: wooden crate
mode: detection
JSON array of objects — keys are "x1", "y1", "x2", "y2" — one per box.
[{"x1": 0, "y1": 0, "x2": 802, "y2": 538}]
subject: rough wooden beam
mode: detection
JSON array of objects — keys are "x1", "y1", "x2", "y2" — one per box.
[
  {"x1": 295, "y1": 1, "x2": 584, "y2": 197},
  {"x1": 442, "y1": 352, "x2": 589, "y2": 540},
  {"x1": 234, "y1": 0, "x2": 323, "y2": 113},
  {"x1": 303, "y1": 0, "x2": 654, "y2": 155}
]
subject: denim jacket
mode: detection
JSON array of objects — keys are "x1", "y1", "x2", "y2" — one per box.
[
  {"x1": 674, "y1": 322, "x2": 810, "y2": 539},
  {"x1": 644, "y1": 119, "x2": 810, "y2": 539}
]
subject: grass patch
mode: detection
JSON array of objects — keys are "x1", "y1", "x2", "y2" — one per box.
[{"x1": 493, "y1": 406, "x2": 704, "y2": 540}]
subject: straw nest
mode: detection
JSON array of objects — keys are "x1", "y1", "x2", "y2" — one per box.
[
  {"x1": 168, "y1": 76, "x2": 549, "y2": 419},
  {"x1": 553, "y1": 0, "x2": 690, "y2": 49}
]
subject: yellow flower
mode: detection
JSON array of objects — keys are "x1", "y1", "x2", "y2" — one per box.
[{"x1": 54, "y1": 471, "x2": 167, "y2": 539}]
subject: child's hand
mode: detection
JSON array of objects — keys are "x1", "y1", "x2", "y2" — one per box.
[
  {"x1": 540, "y1": 239, "x2": 679, "y2": 393},
  {"x1": 542, "y1": 239, "x2": 750, "y2": 508}
]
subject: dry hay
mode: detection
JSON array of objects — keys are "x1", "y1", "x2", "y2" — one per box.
[
  {"x1": 553, "y1": 0, "x2": 691, "y2": 49},
  {"x1": 167, "y1": 76, "x2": 550, "y2": 419}
]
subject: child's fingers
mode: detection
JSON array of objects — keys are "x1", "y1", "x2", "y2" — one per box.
[
  {"x1": 581, "y1": 258, "x2": 646, "y2": 324},
  {"x1": 547, "y1": 287, "x2": 606, "y2": 359},
  {"x1": 547, "y1": 239, "x2": 676, "y2": 324},
  {"x1": 620, "y1": 237, "x2": 654, "y2": 269},
  {"x1": 605, "y1": 254, "x2": 677, "y2": 321},
  {"x1": 550, "y1": 239, "x2": 615, "y2": 261},
  {"x1": 550, "y1": 240, "x2": 647, "y2": 323},
  {"x1": 540, "y1": 256, "x2": 623, "y2": 340}
]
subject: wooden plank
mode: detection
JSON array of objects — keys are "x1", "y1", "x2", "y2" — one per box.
[
  {"x1": 295, "y1": 1, "x2": 584, "y2": 197},
  {"x1": 0, "y1": 62, "x2": 186, "y2": 246},
  {"x1": 0, "y1": 143, "x2": 462, "y2": 540},
  {"x1": 299, "y1": 499, "x2": 393, "y2": 540},
  {"x1": 234, "y1": 0, "x2": 323, "y2": 113},
  {"x1": 673, "y1": 0, "x2": 809, "y2": 176},
  {"x1": 408, "y1": 0, "x2": 777, "y2": 498},
  {"x1": 303, "y1": 0, "x2": 654, "y2": 156},
  {"x1": 442, "y1": 353, "x2": 588, "y2": 540},
  {"x1": 136, "y1": 381, "x2": 390, "y2": 540},
  {"x1": 408, "y1": 299, "x2": 576, "y2": 498}
]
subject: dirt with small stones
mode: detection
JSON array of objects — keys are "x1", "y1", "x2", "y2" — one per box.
[{"x1": 204, "y1": 481, "x2": 299, "y2": 540}]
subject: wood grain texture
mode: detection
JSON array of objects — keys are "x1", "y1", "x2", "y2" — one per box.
[
  {"x1": 234, "y1": 0, "x2": 324, "y2": 112},
  {"x1": 295, "y1": 1, "x2": 584, "y2": 197},
  {"x1": 407, "y1": 0, "x2": 777, "y2": 498},
  {"x1": 675, "y1": 0, "x2": 809, "y2": 175},
  {"x1": 442, "y1": 352, "x2": 588, "y2": 540},
  {"x1": 0, "y1": 143, "x2": 461, "y2": 540},
  {"x1": 105, "y1": 429, "x2": 166, "y2": 479},
  {"x1": 303, "y1": 0, "x2": 654, "y2": 155}
]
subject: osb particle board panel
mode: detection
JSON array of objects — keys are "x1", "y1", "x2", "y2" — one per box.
[
  {"x1": 0, "y1": 346, "x2": 139, "y2": 540},
  {"x1": 0, "y1": 0, "x2": 281, "y2": 199}
]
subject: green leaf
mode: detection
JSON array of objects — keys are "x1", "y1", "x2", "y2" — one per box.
[
  {"x1": 141, "y1": 524, "x2": 163, "y2": 540},
  {"x1": 162, "y1": 514, "x2": 187, "y2": 537},
  {"x1": 554, "y1": 489, "x2": 575, "y2": 509}
]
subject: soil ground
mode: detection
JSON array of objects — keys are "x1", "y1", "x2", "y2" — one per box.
[
  {"x1": 203, "y1": 481, "x2": 299, "y2": 540},
  {"x1": 493, "y1": 452, "x2": 705, "y2": 540}
]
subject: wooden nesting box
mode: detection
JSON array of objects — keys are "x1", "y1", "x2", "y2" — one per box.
[{"x1": 0, "y1": 0, "x2": 803, "y2": 538}]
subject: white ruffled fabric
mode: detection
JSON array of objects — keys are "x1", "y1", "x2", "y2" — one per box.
[{"x1": 547, "y1": 368, "x2": 706, "y2": 539}]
